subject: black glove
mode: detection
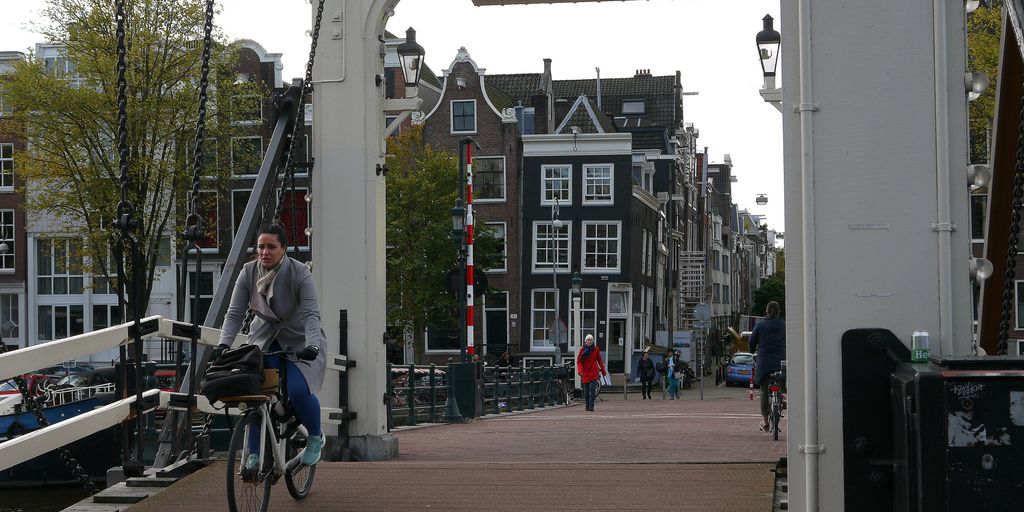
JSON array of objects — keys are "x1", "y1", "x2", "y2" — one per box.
[
  {"x1": 208, "y1": 344, "x2": 229, "y2": 363},
  {"x1": 299, "y1": 344, "x2": 320, "y2": 361}
]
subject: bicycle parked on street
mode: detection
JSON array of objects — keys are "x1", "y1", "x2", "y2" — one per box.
[
  {"x1": 223, "y1": 350, "x2": 319, "y2": 512},
  {"x1": 546, "y1": 360, "x2": 576, "y2": 405}
]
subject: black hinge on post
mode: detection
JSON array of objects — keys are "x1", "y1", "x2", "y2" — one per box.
[{"x1": 337, "y1": 310, "x2": 350, "y2": 454}]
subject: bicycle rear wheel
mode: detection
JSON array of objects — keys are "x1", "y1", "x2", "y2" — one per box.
[
  {"x1": 227, "y1": 411, "x2": 273, "y2": 512},
  {"x1": 594, "y1": 380, "x2": 603, "y2": 400},
  {"x1": 285, "y1": 426, "x2": 317, "y2": 499},
  {"x1": 770, "y1": 394, "x2": 781, "y2": 441}
]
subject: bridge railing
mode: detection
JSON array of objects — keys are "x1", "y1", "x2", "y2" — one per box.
[{"x1": 386, "y1": 362, "x2": 570, "y2": 428}]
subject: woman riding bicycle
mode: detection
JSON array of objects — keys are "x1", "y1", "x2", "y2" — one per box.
[
  {"x1": 213, "y1": 224, "x2": 328, "y2": 467},
  {"x1": 749, "y1": 301, "x2": 785, "y2": 433}
]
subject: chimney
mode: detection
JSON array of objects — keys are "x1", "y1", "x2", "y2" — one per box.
[
  {"x1": 542, "y1": 58, "x2": 554, "y2": 133},
  {"x1": 595, "y1": 67, "x2": 602, "y2": 110},
  {"x1": 634, "y1": 68, "x2": 652, "y2": 78},
  {"x1": 554, "y1": 98, "x2": 570, "y2": 126}
]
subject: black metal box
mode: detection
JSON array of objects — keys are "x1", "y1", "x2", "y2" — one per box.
[{"x1": 890, "y1": 356, "x2": 1024, "y2": 511}]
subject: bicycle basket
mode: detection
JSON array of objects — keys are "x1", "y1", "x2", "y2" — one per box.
[{"x1": 554, "y1": 365, "x2": 570, "y2": 379}]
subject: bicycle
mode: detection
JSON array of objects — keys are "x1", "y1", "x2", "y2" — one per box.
[
  {"x1": 766, "y1": 369, "x2": 786, "y2": 441},
  {"x1": 222, "y1": 350, "x2": 319, "y2": 512},
  {"x1": 544, "y1": 361, "x2": 575, "y2": 405}
]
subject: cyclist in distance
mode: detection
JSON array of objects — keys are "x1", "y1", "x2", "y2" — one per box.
[
  {"x1": 749, "y1": 301, "x2": 785, "y2": 433},
  {"x1": 213, "y1": 224, "x2": 328, "y2": 466},
  {"x1": 576, "y1": 334, "x2": 607, "y2": 412}
]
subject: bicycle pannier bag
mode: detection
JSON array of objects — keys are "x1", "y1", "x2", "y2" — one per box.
[
  {"x1": 200, "y1": 344, "x2": 264, "y2": 402},
  {"x1": 554, "y1": 365, "x2": 570, "y2": 379}
]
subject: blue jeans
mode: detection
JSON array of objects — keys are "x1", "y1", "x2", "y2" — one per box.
[
  {"x1": 667, "y1": 373, "x2": 679, "y2": 398},
  {"x1": 582, "y1": 380, "x2": 597, "y2": 409},
  {"x1": 248, "y1": 347, "x2": 322, "y2": 452}
]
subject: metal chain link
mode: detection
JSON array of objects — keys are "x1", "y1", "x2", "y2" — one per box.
[
  {"x1": 0, "y1": 343, "x2": 97, "y2": 493},
  {"x1": 996, "y1": 83, "x2": 1024, "y2": 356},
  {"x1": 272, "y1": 0, "x2": 326, "y2": 256}
]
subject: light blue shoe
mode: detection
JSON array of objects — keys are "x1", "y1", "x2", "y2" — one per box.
[
  {"x1": 301, "y1": 434, "x2": 325, "y2": 466},
  {"x1": 240, "y1": 454, "x2": 260, "y2": 480}
]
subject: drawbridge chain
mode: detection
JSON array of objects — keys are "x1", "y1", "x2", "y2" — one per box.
[
  {"x1": 996, "y1": 81, "x2": 1024, "y2": 356},
  {"x1": 111, "y1": 0, "x2": 147, "y2": 478},
  {"x1": 0, "y1": 343, "x2": 98, "y2": 493},
  {"x1": 179, "y1": 0, "x2": 217, "y2": 460}
]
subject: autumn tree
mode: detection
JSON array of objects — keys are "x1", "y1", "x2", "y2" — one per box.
[
  {"x1": 385, "y1": 126, "x2": 503, "y2": 362},
  {"x1": 0, "y1": 0, "x2": 260, "y2": 310},
  {"x1": 967, "y1": 0, "x2": 1001, "y2": 162}
]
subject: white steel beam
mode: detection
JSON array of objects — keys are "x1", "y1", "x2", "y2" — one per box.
[{"x1": 0, "y1": 389, "x2": 161, "y2": 472}]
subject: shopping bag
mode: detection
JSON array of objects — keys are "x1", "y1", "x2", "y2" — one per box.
[{"x1": 600, "y1": 373, "x2": 611, "y2": 386}]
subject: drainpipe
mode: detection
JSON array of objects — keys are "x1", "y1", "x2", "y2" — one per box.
[
  {"x1": 796, "y1": 0, "x2": 822, "y2": 509},
  {"x1": 932, "y1": 0, "x2": 954, "y2": 357}
]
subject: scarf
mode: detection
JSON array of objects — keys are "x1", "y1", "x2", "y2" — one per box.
[
  {"x1": 256, "y1": 260, "x2": 282, "y2": 302},
  {"x1": 581, "y1": 344, "x2": 595, "y2": 358}
]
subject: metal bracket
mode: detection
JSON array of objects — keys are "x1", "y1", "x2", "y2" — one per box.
[
  {"x1": 931, "y1": 222, "x2": 957, "y2": 232},
  {"x1": 127, "y1": 318, "x2": 160, "y2": 338},
  {"x1": 328, "y1": 353, "x2": 356, "y2": 373},
  {"x1": 165, "y1": 392, "x2": 197, "y2": 410},
  {"x1": 799, "y1": 444, "x2": 827, "y2": 454},
  {"x1": 322, "y1": 407, "x2": 354, "y2": 425}
]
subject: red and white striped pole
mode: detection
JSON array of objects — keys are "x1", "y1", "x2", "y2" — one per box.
[
  {"x1": 465, "y1": 143, "x2": 476, "y2": 358},
  {"x1": 749, "y1": 365, "x2": 755, "y2": 400}
]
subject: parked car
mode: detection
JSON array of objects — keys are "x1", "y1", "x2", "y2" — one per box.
[{"x1": 724, "y1": 352, "x2": 755, "y2": 386}]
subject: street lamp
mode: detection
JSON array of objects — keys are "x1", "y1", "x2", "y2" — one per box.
[
  {"x1": 450, "y1": 199, "x2": 466, "y2": 360},
  {"x1": 396, "y1": 27, "x2": 426, "y2": 98},
  {"x1": 756, "y1": 193, "x2": 768, "y2": 206},
  {"x1": 570, "y1": 271, "x2": 582, "y2": 391},
  {"x1": 550, "y1": 198, "x2": 563, "y2": 355},
  {"x1": 756, "y1": 14, "x2": 783, "y2": 112}
]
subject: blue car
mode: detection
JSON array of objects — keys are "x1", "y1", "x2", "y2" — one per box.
[{"x1": 724, "y1": 352, "x2": 755, "y2": 386}]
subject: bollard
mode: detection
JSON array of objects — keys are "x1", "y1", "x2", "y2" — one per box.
[
  {"x1": 386, "y1": 363, "x2": 394, "y2": 431},
  {"x1": 623, "y1": 372, "x2": 629, "y2": 401},
  {"x1": 442, "y1": 359, "x2": 465, "y2": 423},
  {"x1": 748, "y1": 367, "x2": 755, "y2": 400},
  {"x1": 428, "y1": 364, "x2": 437, "y2": 423},
  {"x1": 493, "y1": 367, "x2": 501, "y2": 415},
  {"x1": 407, "y1": 363, "x2": 417, "y2": 426},
  {"x1": 517, "y1": 370, "x2": 525, "y2": 411},
  {"x1": 526, "y1": 369, "x2": 535, "y2": 409}
]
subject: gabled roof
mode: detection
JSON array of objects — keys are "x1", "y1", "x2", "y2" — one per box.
[
  {"x1": 555, "y1": 95, "x2": 616, "y2": 134},
  {"x1": 485, "y1": 73, "x2": 545, "y2": 105}
]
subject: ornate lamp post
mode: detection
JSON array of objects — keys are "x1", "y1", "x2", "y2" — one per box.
[
  {"x1": 756, "y1": 14, "x2": 782, "y2": 111},
  {"x1": 571, "y1": 271, "x2": 582, "y2": 390},
  {"x1": 396, "y1": 27, "x2": 425, "y2": 99},
  {"x1": 550, "y1": 199, "x2": 564, "y2": 355},
  {"x1": 451, "y1": 200, "x2": 466, "y2": 361}
]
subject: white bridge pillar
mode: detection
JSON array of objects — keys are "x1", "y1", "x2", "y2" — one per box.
[{"x1": 313, "y1": 0, "x2": 399, "y2": 460}]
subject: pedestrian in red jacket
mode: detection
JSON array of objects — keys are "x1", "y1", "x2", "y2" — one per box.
[{"x1": 576, "y1": 334, "x2": 607, "y2": 411}]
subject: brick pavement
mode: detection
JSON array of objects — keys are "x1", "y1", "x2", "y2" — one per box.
[{"x1": 125, "y1": 383, "x2": 785, "y2": 512}]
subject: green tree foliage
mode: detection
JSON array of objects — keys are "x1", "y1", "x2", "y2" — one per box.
[
  {"x1": 753, "y1": 273, "x2": 785, "y2": 318},
  {"x1": 385, "y1": 127, "x2": 502, "y2": 361},
  {"x1": 0, "y1": 0, "x2": 258, "y2": 310},
  {"x1": 968, "y1": 0, "x2": 1002, "y2": 162}
]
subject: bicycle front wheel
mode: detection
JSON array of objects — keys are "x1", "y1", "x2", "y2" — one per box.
[
  {"x1": 285, "y1": 426, "x2": 317, "y2": 499},
  {"x1": 227, "y1": 411, "x2": 273, "y2": 512},
  {"x1": 594, "y1": 380, "x2": 602, "y2": 399}
]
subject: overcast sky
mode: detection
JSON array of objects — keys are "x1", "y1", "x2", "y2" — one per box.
[{"x1": 1, "y1": 0, "x2": 785, "y2": 232}]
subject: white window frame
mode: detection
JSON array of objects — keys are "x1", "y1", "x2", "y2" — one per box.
[
  {"x1": 424, "y1": 328, "x2": 460, "y2": 354},
  {"x1": 450, "y1": 99, "x2": 477, "y2": 134},
  {"x1": 621, "y1": 99, "x2": 645, "y2": 115},
  {"x1": 523, "y1": 356, "x2": 554, "y2": 367},
  {"x1": 484, "y1": 222, "x2": 507, "y2": 273},
  {"x1": 0, "y1": 294, "x2": 20, "y2": 342},
  {"x1": 91, "y1": 303, "x2": 124, "y2": 332},
  {"x1": 37, "y1": 304, "x2": 85, "y2": 342},
  {"x1": 1016, "y1": 280, "x2": 1024, "y2": 330},
  {"x1": 641, "y1": 230, "x2": 649, "y2": 276},
  {"x1": 540, "y1": 165, "x2": 572, "y2": 206},
  {"x1": 0, "y1": 210, "x2": 14, "y2": 272},
  {"x1": 582, "y1": 164, "x2": 614, "y2": 205},
  {"x1": 531, "y1": 289, "x2": 558, "y2": 351},
  {"x1": 0, "y1": 143, "x2": 13, "y2": 191},
  {"x1": 473, "y1": 156, "x2": 506, "y2": 203},
  {"x1": 581, "y1": 221, "x2": 621, "y2": 273},
  {"x1": 37, "y1": 238, "x2": 84, "y2": 296},
  {"x1": 230, "y1": 136, "x2": 263, "y2": 178},
  {"x1": 196, "y1": 190, "x2": 219, "y2": 253},
  {"x1": 232, "y1": 93, "x2": 263, "y2": 125},
  {"x1": 532, "y1": 221, "x2": 571, "y2": 274}
]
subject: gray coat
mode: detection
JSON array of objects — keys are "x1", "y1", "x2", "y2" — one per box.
[{"x1": 219, "y1": 257, "x2": 327, "y2": 393}]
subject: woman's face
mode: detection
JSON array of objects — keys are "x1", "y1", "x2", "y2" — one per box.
[
  {"x1": 585, "y1": 337, "x2": 594, "y2": 346},
  {"x1": 257, "y1": 233, "x2": 285, "y2": 268},
  {"x1": 642, "y1": 352, "x2": 649, "y2": 359}
]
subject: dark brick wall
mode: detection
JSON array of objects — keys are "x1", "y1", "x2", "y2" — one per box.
[{"x1": 421, "y1": 61, "x2": 523, "y2": 359}]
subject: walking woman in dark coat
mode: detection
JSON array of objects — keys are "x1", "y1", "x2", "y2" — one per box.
[
  {"x1": 749, "y1": 301, "x2": 786, "y2": 432},
  {"x1": 636, "y1": 350, "x2": 656, "y2": 399}
]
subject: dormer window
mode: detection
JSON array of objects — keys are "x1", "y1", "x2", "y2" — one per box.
[
  {"x1": 451, "y1": 100, "x2": 476, "y2": 134},
  {"x1": 621, "y1": 99, "x2": 645, "y2": 115}
]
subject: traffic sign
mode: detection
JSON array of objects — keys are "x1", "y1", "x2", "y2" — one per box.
[{"x1": 693, "y1": 303, "x2": 712, "y2": 322}]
